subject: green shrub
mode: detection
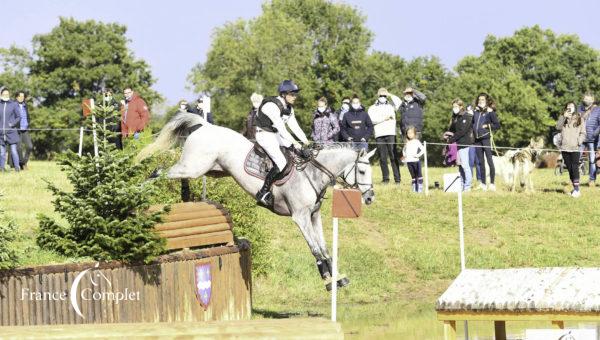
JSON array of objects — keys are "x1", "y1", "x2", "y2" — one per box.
[{"x1": 0, "y1": 219, "x2": 20, "y2": 270}]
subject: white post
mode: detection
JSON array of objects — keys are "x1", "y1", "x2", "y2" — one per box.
[
  {"x1": 78, "y1": 126, "x2": 84, "y2": 157},
  {"x1": 331, "y1": 217, "x2": 339, "y2": 322},
  {"x1": 90, "y1": 99, "x2": 98, "y2": 158},
  {"x1": 423, "y1": 141, "x2": 429, "y2": 196},
  {"x1": 200, "y1": 99, "x2": 209, "y2": 201},
  {"x1": 457, "y1": 178, "x2": 469, "y2": 340},
  {"x1": 458, "y1": 180, "x2": 465, "y2": 271}
]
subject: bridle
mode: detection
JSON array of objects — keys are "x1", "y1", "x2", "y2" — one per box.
[
  {"x1": 296, "y1": 146, "x2": 374, "y2": 204},
  {"x1": 339, "y1": 154, "x2": 374, "y2": 195}
]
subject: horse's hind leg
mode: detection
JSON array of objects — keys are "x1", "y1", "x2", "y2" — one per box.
[{"x1": 311, "y1": 210, "x2": 350, "y2": 290}]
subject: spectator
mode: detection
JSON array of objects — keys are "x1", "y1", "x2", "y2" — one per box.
[
  {"x1": 243, "y1": 93, "x2": 263, "y2": 140},
  {"x1": 399, "y1": 87, "x2": 427, "y2": 140},
  {"x1": 101, "y1": 89, "x2": 123, "y2": 149},
  {"x1": 578, "y1": 93, "x2": 600, "y2": 186},
  {"x1": 448, "y1": 99, "x2": 474, "y2": 191},
  {"x1": 15, "y1": 91, "x2": 33, "y2": 169},
  {"x1": 557, "y1": 102, "x2": 586, "y2": 197},
  {"x1": 402, "y1": 126, "x2": 425, "y2": 193},
  {"x1": 177, "y1": 99, "x2": 189, "y2": 113},
  {"x1": 472, "y1": 93, "x2": 500, "y2": 191},
  {"x1": 340, "y1": 95, "x2": 373, "y2": 152},
  {"x1": 0, "y1": 88, "x2": 21, "y2": 172},
  {"x1": 188, "y1": 96, "x2": 214, "y2": 124},
  {"x1": 368, "y1": 87, "x2": 402, "y2": 184},
  {"x1": 311, "y1": 97, "x2": 340, "y2": 144},
  {"x1": 466, "y1": 105, "x2": 483, "y2": 183},
  {"x1": 335, "y1": 97, "x2": 351, "y2": 141},
  {"x1": 120, "y1": 87, "x2": 150, "y2": 140}
]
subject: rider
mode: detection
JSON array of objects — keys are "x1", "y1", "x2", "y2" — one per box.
[{"x1": 254, "y1": 80, "x2": 310, "y2": 206}]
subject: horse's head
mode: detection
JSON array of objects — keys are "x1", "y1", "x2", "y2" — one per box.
[{"x1": 342, "y1": 148, "x2": 376, "y2": 205}]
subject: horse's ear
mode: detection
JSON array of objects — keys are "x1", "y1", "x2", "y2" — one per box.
[{"x1": 366, "y1": 148, "x2": 377, "y2": 159}]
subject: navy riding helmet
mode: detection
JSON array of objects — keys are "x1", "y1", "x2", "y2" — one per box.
[{"x1": 278, "y1": 80, "x2": 300, "y2": 94}]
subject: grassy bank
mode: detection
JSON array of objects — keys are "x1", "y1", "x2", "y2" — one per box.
[{"x1": 2, "y1": 160, "x2": 599, "y2": 338}]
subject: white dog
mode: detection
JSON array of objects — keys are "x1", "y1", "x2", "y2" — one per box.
[{"x1": 483, "y1": 137, "x2": 545, "y2": 192}]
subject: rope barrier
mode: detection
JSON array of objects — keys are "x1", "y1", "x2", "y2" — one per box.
[{"x1": 2, "y1": 128, "x2": 596, "y2": 154}]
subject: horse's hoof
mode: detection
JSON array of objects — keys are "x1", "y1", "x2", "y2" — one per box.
[
  {"x1": 337, "y1": 276, "x2": 350, "y2": 288},
  {"x1": 325, "y1": 276, "x2": 350, "y2": 291}
]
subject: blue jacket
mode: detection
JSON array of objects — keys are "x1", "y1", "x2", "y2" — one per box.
[
  {"x1": 340, "y1": 106, "x2": 373, "y2": 141},
  {"x1": 0, "y1": 100, "x2": 21, "y2": 145},
  {"x1": 17, "y1": 102, "x2": 29, "y2": 131},
  {"x1": 578, "y1": 104, "x2": 600, "y2": 143},
  {"x1": 472, "y1": 109, "x2": 500, "y2": 140},
  {"x1": 399, "y1": 90, "x2": 426, "y2": 133}
]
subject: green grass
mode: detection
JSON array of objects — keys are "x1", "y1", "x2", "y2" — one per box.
[{"x1": 2, "y1": 160, "x2": 599, "y2": 339}]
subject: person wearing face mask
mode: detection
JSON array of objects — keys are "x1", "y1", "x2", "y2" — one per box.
[
  {"x1": 340, "y1": 94, "x2": 373, "y2": 152},
  {"x1": 243, "y1": 93, "x2": 263, "y2": 140},
  {"x1": 188, "y1": 96, "x2": 214, "y2": 124},
  {"x1": 368, "y1": 87, "x2": 402, "y2": 184},
  {"x1": 177, "y1": 99, "x2": 189, "y2": 113},
  {"x1": 0, "y1": 87, "x2": 21, "y2": 172},
  {"x1": 14, "y1": 91, "x2": 33, "y2": 169},
  {"x1": 335, "y1": 97, "x2": 351, "y2": 141},
  {"x1": 399, "y1": 87, "x2": 427, "y2": 140},
  {"x1": 448, "y1": 99, "x2": 474, "y2": 191},
  {"x1": 120, "y1": 86, "x2": 150, "y2": 140},
  {"x1": 254, "y1": 80, "x2": 310, "y2": 207},
  {"x1": 577, "y1": 93, "x2": 600, "y2": 186},
  {"x1": 472, "y1": 92, "x2": 501, "y2": 191},
  {"x1": 311, "y1": 97, "x2": 340, "y2": 144},
  {"x1": 557, "y1": 102, "x2": 586, "y2": 197}
]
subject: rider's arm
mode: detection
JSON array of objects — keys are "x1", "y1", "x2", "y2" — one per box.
[{"x1": 287, "y1": 113, "x2": 309, "y2": 145}]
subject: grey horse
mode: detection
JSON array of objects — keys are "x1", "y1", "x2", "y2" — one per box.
[{"x1": 138, "y1": 113, "x2": 376, "y2": 290}]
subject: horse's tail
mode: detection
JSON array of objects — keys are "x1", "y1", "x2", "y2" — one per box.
[{"x1": 136, "y1": 112, "x2": 207, "y2": 162}]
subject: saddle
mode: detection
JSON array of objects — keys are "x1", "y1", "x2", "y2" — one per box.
[{"x1": 244, "y1": 143, "x2": 296, "y2": 186}]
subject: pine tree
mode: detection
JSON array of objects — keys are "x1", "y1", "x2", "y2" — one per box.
[{"x1": 36, "y1": 101, "x2": 166, "y2": 263}]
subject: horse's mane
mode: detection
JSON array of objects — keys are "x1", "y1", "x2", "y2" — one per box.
[{"x1": 317, "y1": 143, "x2": 358, "y2": 152}]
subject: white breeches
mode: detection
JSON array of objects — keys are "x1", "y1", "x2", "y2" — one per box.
[{"x1": 255, "y1": 129, "x2": 289, "y2": 170}]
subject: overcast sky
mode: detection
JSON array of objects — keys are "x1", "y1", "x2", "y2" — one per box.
[{"x1": 2, "y1": 0, "x2": 599, "y2": 105}]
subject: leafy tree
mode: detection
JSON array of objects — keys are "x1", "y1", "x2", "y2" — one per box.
[
  {"x1": 188, "y1": 0, "x2": 373, "y2": 129},
  {"x1": 36, "y1": 103, "x2": 166, "y2": 263},
  {"x1": 24, "y1": 17, "x2": 161, "y2": 158},
  {"x1": 0, "y1": 45, "x2": 32, "y2": 93},
  {"x1": 476, "y1": 25, "x2": 600, "y2": 117}
]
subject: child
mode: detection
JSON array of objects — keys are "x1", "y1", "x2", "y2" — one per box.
[
  {"x1": 402, "y1": 126, "x2": 425, "y2": 192},
  {"x1": 556, "y1": 102, "x2": 586, "y2": 197}
]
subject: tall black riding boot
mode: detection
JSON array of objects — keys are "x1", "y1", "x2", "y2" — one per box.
[{"x1": 255, "y1": 165, "x2": 280, "y2": 207}]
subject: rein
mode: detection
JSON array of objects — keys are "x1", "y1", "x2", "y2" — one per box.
[{"x1": 297, "y1": 145, "x2": 374, "y2": 204}]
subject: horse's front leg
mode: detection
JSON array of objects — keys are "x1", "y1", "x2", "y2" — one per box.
[
  {"x1": 311, "y1": 210, "x2": 350, "y2": 291},
  {"x1": 291, "y1": 208, "x2": 328, "y2": 286}
]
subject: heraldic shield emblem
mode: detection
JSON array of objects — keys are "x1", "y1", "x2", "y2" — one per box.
[{"x1": 195, "y1": 261, "x2": 212, "y2": 309}]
